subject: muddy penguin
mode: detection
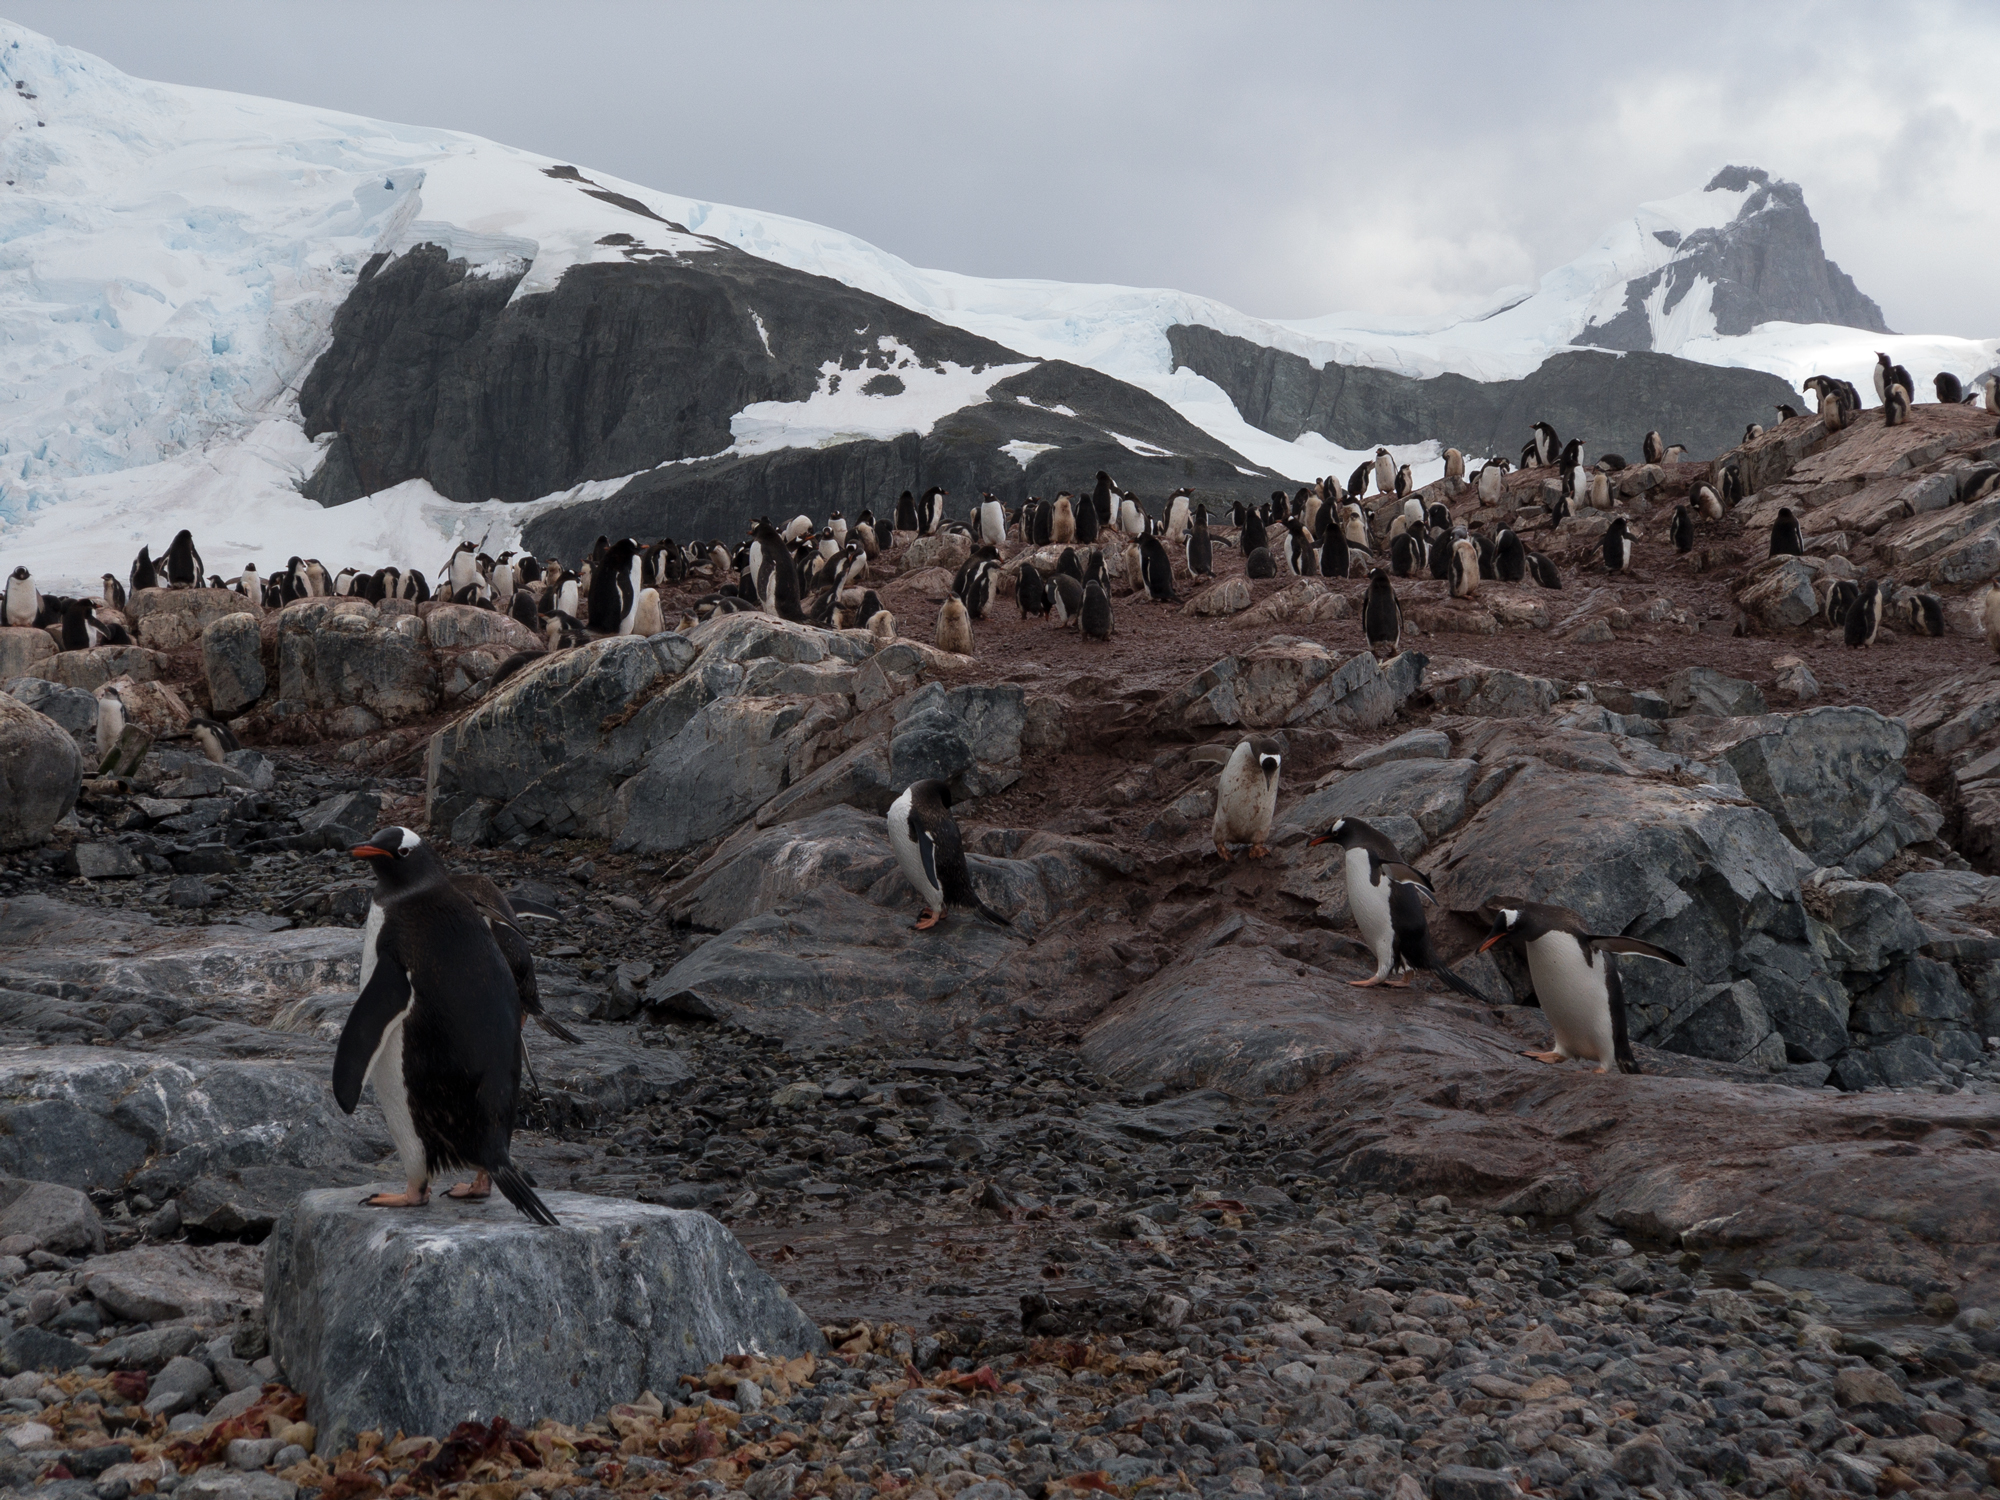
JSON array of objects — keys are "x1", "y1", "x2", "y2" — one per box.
[
  {"x1": 1449, "y1": 538, "x2": 1480, "y2": 599},
  {"x1": 1478, "y1": 901, "x2": 1685, "y2": 1074},
  {"x1": 3, "y1": 567, "x2": 39, "y2": 627},
  {"x1": 887, "y1": 780, "x2": 1012, "y2": 931},
  {"x1": 335, "y1": 826, "x2": 557, "y2": 1223},
  {"x1": 936, "y1": 597, "x2": 973, "y2": 654},
  {"x1": 1191, "y1": 736, "x2": 1281, "y2": 861}
]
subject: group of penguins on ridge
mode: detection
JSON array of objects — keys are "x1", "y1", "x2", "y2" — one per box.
[{"x1": 335, "y1": 760, "x2": 1685, "y2": 1227}]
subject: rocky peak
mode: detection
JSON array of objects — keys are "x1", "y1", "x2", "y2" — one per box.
[{"x1": 1576, "y1": 165, "x2": 1890, "y2": 352}]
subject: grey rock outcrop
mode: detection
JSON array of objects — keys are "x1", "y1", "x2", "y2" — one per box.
[
  {"x1": 0, "y1": 1177, "x2": 104, "y2": 1255},
  {"x1": 0, "y1": 693, "x2": 80, "y2": 850},
  {"x1": 202, "y1": 613, "x2": 266, "y2": 717},
  {"x1": 278, "y1": 599, "x2": 438, "y2": 722},
  {"x1": 0, "y1": 626, "x2": 55, "y2": 680},
  {"x1": 265, "y1": 1188, "x2": 824, "y2": 1452},
  {"x1": 1163, "y1": 641, "x2": 1425, "y2": 734},
  {"x1": 128, "y1": 588, "x2": 252, "y2": 652},
  {"x1": 5, "y1": 676, "x2": 98, "y2": 754}
]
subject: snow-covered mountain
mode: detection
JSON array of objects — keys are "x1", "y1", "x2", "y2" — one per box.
[{"x1": 0, "y1": 20, "x2": 1992, "y2": 588}]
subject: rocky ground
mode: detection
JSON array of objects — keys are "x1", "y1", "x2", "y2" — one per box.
[{"x1": 4, "y1": 403, "x2": 2000, "y2": 1498}]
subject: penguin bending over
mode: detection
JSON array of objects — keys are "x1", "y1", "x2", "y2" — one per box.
[
  {"x1": 1907, "y1": 592, "x2": 1945, "y2": 637},
  {"x1": 887, "y1": 780, "x2": 1013, "y2": 932},
  {"x1": 1048, "y1": 573, "x2": 1084, "y2": 627},
  {"x1": 1479, "y1": 901, "x2": 1685, "y2": 1074},
  {"x1": 1823, "y1": 578, "x2": 1859, "y2": 628},
  {"x1": 1494, "y1": 528, "x2": 1525, "y2": 583},
  {"x1": 1190, "y1": 736, "x2": 1281, "y2": 861},
  {"x1": 335, "y1": 826, "x2": 557, "y2": 1223},
  {"x1": 1937, "y1": 373, "x2": 1966, "y2": 404},
  {"x1": 1308, "y1": 819, "x2": 1487, "y2": 1000},
  {"x1": 1525, "y1": 552, "x2": 1562, "y2": 589}
]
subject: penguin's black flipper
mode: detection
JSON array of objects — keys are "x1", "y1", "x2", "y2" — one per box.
[
  {"x1": 1591, "y1": 936, "x2": 1685, "y2": 965},
  {"x1": 506, "y1": 895, "x2": 563, "y2": 921},
  {"x1": 1429, "y1": 963, "x2": 1495, "y2": 1006},
  {"x1": 332, "y1": 959, "x2": 412, "y2": 1112},
  {"x1": 490, "y1": 1163, "x2": 559, "y2": 1227},
  {"x1": 1380, "y1": 860, "x2": 1436, "y2": 893}
]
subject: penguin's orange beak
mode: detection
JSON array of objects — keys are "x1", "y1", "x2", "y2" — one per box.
[
  {"x1": 1308, "y1": 834, "x2": 1330, "y2": 847},
  {"x1": 350, "y1": 845, "x2": 388, "y2": 859},
  {"x1": 1477, "y1": 931, "x2": 1506, "y2": 953}
]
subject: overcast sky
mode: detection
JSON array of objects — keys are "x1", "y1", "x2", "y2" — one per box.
[{"x1": 11, "y1": 1, "x2": 1997, "y2": 335}]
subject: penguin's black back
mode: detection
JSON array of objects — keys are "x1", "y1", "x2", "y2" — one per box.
[
  {"x1": 1845, "y1": 583, "x2": 1880, "y2": 647},
  {"x1": 1187, "y1": 521, "x2": 1213, "y2": 577},
  {"x1": 1240, "y1": 511, "x2": 1268, "y2": 556},
  {"x1": 1671, "y1": 506, "x2": 1694, "y2": 554},
  {"x1": 1320, "y1": 528, "x2": 1348, "y2": 580},
  {"x1": 1245, "y1": 546, "x2": 1275, "y2": 579},
  {"x1": 1017, "y1": 562, "x2": 1049, "y2": 617},
  {"x1": 1494, "y1": 529, "x2": 1525, "y2": 582}
]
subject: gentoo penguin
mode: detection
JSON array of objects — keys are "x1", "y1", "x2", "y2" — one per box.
[
  {"x1": 825, "y1": 511, "x2": 849, "y2": 546},
  {"x1": 101, "y1": 574, "x2": 126, "y2": 612},
  {"x1": 1642, "y1": 430, "x2": 1665, "y2": 465},
  {"x1": 1186, "y1": 510, "x2": 1214, "y2": 577},
  {"x1": 1775, "y1": 404, "x2": 1801, "y2": 422},
  {"x1": 1282, "y1": 520, "x2": 1318, "y2": 578},
  {"x1": 1080, "y1": 579, "x2": 1113, "y2": 640},
  {"x1": 163, "y1": 529, "x2": 203, "y2": 589},
  {"x1": 886, "y1": 780, "x2": 1012, "y2": 932},
  {"x1": 129, "y1": 546, "x2": 159, "y2": 596},
  {"x1": 1476, "y1": 461, "x2": 1507, "y2": 506},
  {"x1": 1743, "y1": 423, "x2": 1764, "y2": 443},
  {"x1": 778, "y1": 513, "x2": 813, "y2": 545},
  {"x1": 1089, "y1": 471, "x2": 1116, "y2": 527},
  {"x1": 58, "y1": 597, "x2": 100, "y2": 650},
  {"x1": 1362, "y1": 569, "x2": 1401, "y2": 654},
  {"x1": 588, "y1": 538, "x2": 637, "y2": 633},
  {"x1": 1884, "y1": 382, "x2": 1911, "y2": 427},
  {"x1": 1117, "y1": 492, "x2": 1146, "y2": 538},
  {"x1": 1051, "y1": 494, "x2": 1077, "y2": 545},
  {"x1": 1394, "y1": 464, "x2": 1413, "y2": 499},
  {"x1": 1072, "y1": 487, "x2": 1101, "y2": 544},
  {"x1": 1670, "y1": 505, "x2": 1695, "y2": 554},
  {"x1": 936, "y1": 597, "x2": 973, "y2": 654},
  {"x1": 1017, "y1": 561, "x2": 1051, "y2": 618},
  {"x1": 335, "y1": 826, "x2": 556, "y2": 1223},
  {"x1": 630, "y1": 588, "x2": 665, "y2": 636},
  {"x1": 918, "y1": 486, "x2": 948, "y2": 536},
  {"x1": 3, "y1": 566, "x2": 39, "y2": 627},
  {"x1": 508, "y1": 586, "x2": 541, "y2": 631},
  {"x1": 1601, "y1": 517, "x2": 1633, "y2": 573},
  {"x1": 955, "y1": 546, "x2": 998, "y2": 618},
  {"x1": 1138, "y1": 532, "x2": 1177, "y2": 602},
  {"x1": 1320, "y1": 526, "x2": 1349, "y2": 580},
  {"x1": 1530, "y1": 421, "x2": 1559, "y2": 466},
  {"x1": 1907, "y1": 592, "x2": 1946, "y2": 637},
  {"x1": 1449, "y1": 539, "x2": 1479, "y2": 599},
  {"x1": 853, "y1": 514, "x2": 882, "y2": 557},
  {"x1": 1494, "y1": 528, "x2": 1525, "y2": 583},
  {"x1": 1055, "y1": 547, "x2": 1082, "y2": 583},
  {"x1": 187, "y1": 716, "x2": 241, "y2": 764},
  {"x1": 1245, "y1": 547, "x2": 1276, "y2": 579},
  {"x1": 1588, "y1": 470, "x2": 1612, "y2": 511},
  {"x1": 1049, "y1": 572, "x2": 1084, "y2": 627},
  {"x1": 1164, "y1": 489, "x2": 1193, "y2": 544},
  {"x1": 1693, "y1": 481, "x2": 1723, "y2": 521},
  {"x1": 1478, "y1": 902, "x2": 1685, "y2": 1074},
  {"x1": 333, "y1": 567, "x2": 358, "y2": 597},
  {"x1": 747, "y1": 521, "x2": 806, "y2": 622},
  {"x1": 1526, "y1": 552, "x2": 1562, "y2": 589},
  {"x1": 978, "y1": 493, "x2": 1007, "y2": 546},
  {"x1": 1389, "y1": 531, "x2": 1422, "y2": 578},
  {"x1": 1844, "y1": 581, "x2": 1883, "y2": 647},
  {"x1": 1874, "y1": 351, "x2": 1915, "y2": 403},
  {"x1": 1239, "y1": 506, "x2": 1269, "y2": 559},
  {"x1": 1823, "y1": 578, "x2": 1859, "y2": 628},
  {"x1": 1307, "y1": 820, "x2": 1484, "y2": 999},
  {"x1": 1769, "y1": 508, "x2": 1804, "y2": 558},
  {"x1": 1984, "y1": 583, "x2": 2000, "y2": 656},
  {"x1": 95, "y1": 686, "x2": 126, "y2": 764},
  {"x1": 895, "y1": 489, "x2": 919, "y2": 533},
  {"x1": 1190, "y1": 735, "x2": 1282, "y2": 861},
  {"x1": 1401, "y1": 496, "x2": 1425, "y2": 528},
  {"x1": 1367, "y1": 447, "x2": 1391, "y2": 496},
  {"x1": 1426, "y1": 527, "x2": 1453, "y2": 582}
]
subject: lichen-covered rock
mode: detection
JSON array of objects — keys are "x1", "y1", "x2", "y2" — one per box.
[
  {"x1": 1734, "y1": 555, "x2": 1820, "y2": 631},
  {"x1": 265, "y1": 1189, "x2": 825, "y2": 1452},
  {"x1": 422, "y1": 603, "x2": 541, "y2": 651},
  {"x1": 0, "y1": 626, "x2": 55, "y2": 680},
  {"x1": 277, "y1": 600, "x2": 437, "y2": 722},
  {"x1": 1181, "y1": 576, "x2": 1252, "y2": 617},
  {"x1": 129, "y1": 588, "x2": 252, "y2": 651},
  {"x1": 1165, "y1": 641, "x2": 1424, "y2": 733},
  {"x1": 25, "y1": 645, "x2": 165, "y2": 693},
  {"x1": 1663, "y1": 666, "x2": 1768, "y2": 718},
  {"x1": 0, "y1": 694, "x2": 80, "y2": 851}
]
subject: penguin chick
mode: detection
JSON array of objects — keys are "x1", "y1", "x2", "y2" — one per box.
[
  {"x1": 1449, "y1": 538, "x2": 1479, "y2": 599},
  {"x1": 336, "y1": 826, "x2": 557, "y2": 1223},
  {"x1": 1478, "y1": 901, "x2": 1685, "y2": 1074},
  {"x1": 187, "y1": 716, "x2": 240, "y2": 764},
  {"x1": 1190, "y1": 736, "x2": 1281, "y2": 861},
  {"x1": 936, "y1": 597, "x2": 973, "y2": 654},
  {"x1": 1601, "y1": 517, "x2": 1634, "y2": 572},
  {"x1": 869, "y1": 609, "x2": 897, "y2": 642},
  {"x1": 887, "y1": 780, "x2": 1013, "y2": 932}
]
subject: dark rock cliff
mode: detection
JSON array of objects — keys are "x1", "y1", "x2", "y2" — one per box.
[
  {"x1": 1575, "y1": 167, "x2": 1890, "y2": 351},
  {"x1": 297, "y1": 236, "x2": 1281, "y2": 555},
  {"x1": 1167, "y1": 323, "x2": 1802, "y2": 463}
]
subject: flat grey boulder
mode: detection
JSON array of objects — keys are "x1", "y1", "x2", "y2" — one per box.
[
  {"x1": 277, "y1": 599, "x2": 438, "y2": 723},
  {"x1": 0, "y1": 693, "x2": 80, "y2": 851},
  {"x1": 266, "y1": 1188, "x2": 825, "y2": 1451},
  {"x1": 202, "y1": 613, "x2": 266, "y2": 717},
  {"x1": 0, "y1": 1177, "x2": 104, "y2": 1255}
]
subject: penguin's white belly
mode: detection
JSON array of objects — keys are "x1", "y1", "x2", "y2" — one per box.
[
  {"x1": 1212, "y1": 763, "x2": 1275, "y2": 846},
  {"x1": 1346, "y1": 849, "x2": 1396, "y2": 976},
  {"x1": 365, "y1": 1005, "x2": 427, "y2": 1183},
  {"x1": 1525, "y1": 937, "x2": 1615, "y2": 1064},
  {"x1": 887, "y1": 808, "x2": 943, "y2": 909}
]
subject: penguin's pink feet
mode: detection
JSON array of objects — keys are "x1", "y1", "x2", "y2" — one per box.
[
  {"x1": 1247, "y1": 844, "x2": 1269, "y2": 860},
  {"x1": 1382, "y1": 976, "x2": 1411, "y2": 988},
  {"x1": 364, "y1": 1184, "x2": 431, "y2": 1208},
  {"x1": 1214, "y1": 843, "x2": 1234, "y2": 862},
  {"x1": 447, "y1": 1173, "x2": 492, "y2": 1201},
  {"x1": 1521, "y1": 1049, "x2": 1566, "y2": 1065},
  {"x1": 914, "y1": 909, "x2": 942, "y2": 931},
  {"x1": 1348, "y1": 975, "x2": 1382, "y2": 988}
]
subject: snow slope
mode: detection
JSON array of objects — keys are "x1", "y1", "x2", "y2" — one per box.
[{"x1": 0, "y1": 20, "x2": 1990, "y2": 591}]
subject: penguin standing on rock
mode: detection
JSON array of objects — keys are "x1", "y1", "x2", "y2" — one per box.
[
  {"x1": 1602, "y1": 517, "x2": 1634, "y2": 573},
  {"x1": 187, "y1": 716, "x2": 241, "y2": 764},
  {"x1": 895, "y1": 490, "x2": 919, "y2": 533},
  {"x1": 1769, "y1": 508, "x2": 1804, "y2": 558},
  {"x1": 1308, "y1": 819, "x2": 1487, "y2": 999},
  {"x1": 94, "y1": 686, "x2": 126, "y2": 765},
  {"x1": 334, "y1": 826, "x2": 558, "y2": 1224},
  {"x1": 1363, "y1": 569, "x2": 1401, "y2": 654},
  {"x1": 130, "y1": 546, "x2": 158, "y2": 595},
  {"x1": 887, "y1": 780, "x2": 1013, "y2": 932},
  {"x1": 164, "y1": 530, "x2": 204, "y2": 589},
  {"x1": 1478, "y1": 901, "x2": 1685, "y2": 1075},
  {"x1": 1191, "y1": 736, "x2": 1282, "y2": 861},
  {"x1": 3, "y1": 567, "x2": 39, "y2": 627}
]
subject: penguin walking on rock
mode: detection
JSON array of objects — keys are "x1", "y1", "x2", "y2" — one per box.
[
  {"x1": 334, "y1": 826, "x2": 558, "y2": 1224},
  {"x1": 1770, "y1": 508, "x2": 1804, "y2": 558},
  {"x1": 887, "y1": 780, "x2": 1013, "y2": 932},
  {"x1": 1309, "y1": 819, "x2": 1488, "y2": 1000},
  {"x1": 1478, "y1": 901, "x2": 1685, "y2": 1075},
  {"x1": 1362, "y1": 569, "x2": 1401, "y2": 654},
  {"x1": 1191, "y1": 736, "x2": 1282, "y2": 861}
]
